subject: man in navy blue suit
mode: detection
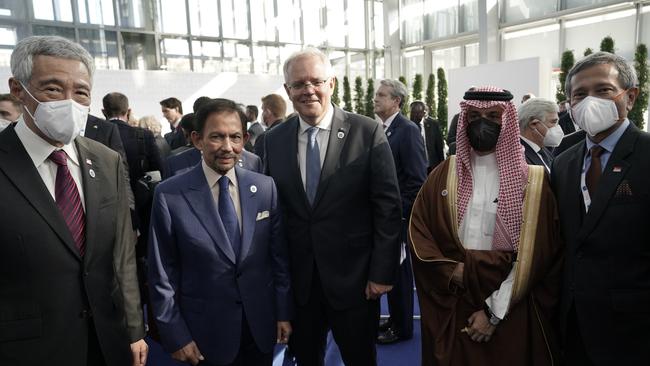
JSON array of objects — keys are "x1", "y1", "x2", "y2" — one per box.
[
  {"x1": 148, "y1": 98, "x2": 292, "y2": 366},
  {"x1": 373, "y1": 79, "x2": 428, "y2": 344}
]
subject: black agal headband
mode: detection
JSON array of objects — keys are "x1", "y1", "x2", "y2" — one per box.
[{"x1": 463, "y1": 89, "x2": 513, "y2": 101}]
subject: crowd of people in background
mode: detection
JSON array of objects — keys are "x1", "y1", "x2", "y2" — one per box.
[{"x1": 1, "y1": 35, "x2": 649, "y2": 366}]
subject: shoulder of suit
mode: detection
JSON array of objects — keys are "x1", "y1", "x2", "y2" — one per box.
[
  {"x1": 76, "y1": 135, "x2": 121, "y2": 161},
  {"x1": 554, "y1": 139, "x2": 584, "y2": 164}
]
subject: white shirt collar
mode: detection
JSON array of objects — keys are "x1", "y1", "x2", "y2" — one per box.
[
  {"x1": 201, "y1": 159, "x2": 238, "y2": 190},
  {"x1": 172, "y1": 116, "x2": 182, "y2": 129},
  {"x1": 298, "y1": 103, "x2": 334, "y2": 134},
  {"x1": 470, "y1": 150, "x2": 498, "y2": 170},
  {"x1": 520, "y1": 135, "x2": 541, "y2": 153},
  {"x1": 14, "y1": 116, "x2": 80, "y2": 168},
  {"x1": 379, "y1": 111, "x2": 400, "y2": 130}
]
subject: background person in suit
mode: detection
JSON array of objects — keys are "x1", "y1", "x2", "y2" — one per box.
[
  {"x1": 263, "y1": 48, "x2": 402, "y2": 365},
  {"x1": 517, "y1": 98, "x2": 562, "y2": 172},
  {"x1": 139, "y1": 115, "x2": 171, "y2": 159},
  {"x1": 161, "y1": 97, "x2": 185, "y2": 150},
  {"x1": 1, "y1": 35, "x2": 147, "y2": 366},
  {"x1": 254, "y1": 93, "x2": 286, "y2": 162},
  {"x1": 409, "y1": 100, "x2": 445, "y2": 172},
  {"x1": 0, "y1": 93, "x2": 22, "y2": 128},
  {"x1": 373, "y1": 79, "x2": 428, "y2": 345},
  {"x1": 551, "y1": 51, "x2": 650, "y2": 366},
  {"x1": 246, "y1": 104, "x2": 265, "y2": 150},
  {"x1": 148, "y1": 98, "x2": 292, "y2": 366}
]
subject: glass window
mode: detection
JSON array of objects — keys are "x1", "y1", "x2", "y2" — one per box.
[
  {"x1": 348, "y1": 0, "x2": 366, "y2": 48},
  {"x1": 0, "y1": 0, "x2": 27, "y2": 18},
  {"x1": 374, "y1": 52, "x2": 385, "y2": 80},
  {"x1": 503, "y1": 24, "x2": 559, "y2": 66},
  {"x1": 302, "y1": 0, "x2": 324, "y2": 47},
  {"x1": 564, "y1": 0, "x2": 618, "y2": 10},
  {"x1": 277, "y1": 0, "x2": 301, "y2": 43},
  {"x1": 79, "y1": 0, "x2": 115, "y2": 25},
  {"x1": 401, "y1": 0, "x2": 423, "y2": 45},
  {"x1": 33, "y1": 0, "x2": 73, "y2": 22},
  {"x1": 465, "y1": 43, "x2": 479, "y2": 66},
  {"x1": 251, "y1": 0, "x2": 276, "y2": 42},
  {"x1": 122, "y1": 32, "x2": 157, "y2": 70},
  {"x1": 432, "y1": 46, "x2": 461, "y2": 71},
  {"x1": 221, "y1": 0, "x2": 249, "y2": 39},
  {"x1": 160, "y1": 37, "x2": 191, "y2": 71},
  {"x1": 0, "y1": 26, "x2": 16, "y2": 46},
  {"x1": 326, "y1": 0, "x2": 345, "y2": 47},
  {"x1": 192, "y1": 40, "x2": 222, "y2": 73},
  {"x1": 223, "y1": 41, "x2": 251, "y2": 73},
  {"x1": 0, "y1": 49, "x2": 11, "y2": 68},
  {"x1": 253, "y1": 45, "x2": 279, "y2": 75},
  {"x1": 329, "y1": 50, "x2": 346, "y2": 80},
  {"x1": 79, "y1": 29, "x2": 119, "y2": 70},
  {"x1": 349, "y1": 52, "x2": 367, "y2": 80},
  {"x1": 565, "y1": 9, "x2": 636, "y2": 62},
  {"x1": 32, "y1": 25, "x2": 76, "y2": 40},
  {"x1": 157, "y1": 0, "x2": 187, "y2": 34},
  {"x1": 279, "y1": 43, "x2": 301, "y2": 70},
  {"x1": 461, "y1": 0, "x2": 478, "y2": 32},
  {"x1": 503, "y1": 0, "x2": 557, "y2": 23},
  {"x1": 188, "y1": 0, "x2": 220, "y2": 37},
  {"x1": 424, "y1": 0, "x2": 458, "y2": 40},
  {"x1": 404, "y1": 50, "x2": 424, "y2": 88},
  {"x1": 118, "y1": 0, "x2": 155, "y2": 29},
  {"x1": 374, "y1": 1, "x2": 384, "y2": 48}
]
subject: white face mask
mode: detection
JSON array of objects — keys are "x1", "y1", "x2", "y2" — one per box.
[
  {"x1": 570, "y1": 95, "x2": 620, "y2": 136},
  {"x1": 0, "y1": 118, "x2": 12, "y2": 132},
  {"x1": 543, "y1": 124, "x2": 564, "y2": 147},
  {"x1": 20, "y1": 83, "x2": 89, "y2": 145}
]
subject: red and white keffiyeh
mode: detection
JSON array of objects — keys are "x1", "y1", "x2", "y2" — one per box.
[{"x1": 456, "y1": 86, "x2": 529, "y2": 252}]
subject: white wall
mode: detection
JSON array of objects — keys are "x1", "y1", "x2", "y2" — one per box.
[
  {"x1": 446, "y1": 57, "x2": 551, "y2": 125},
  {"x1": 0, "y1": 67, "x2": 288, "y2": 134}
]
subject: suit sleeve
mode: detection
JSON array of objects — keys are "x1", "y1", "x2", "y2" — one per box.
[
  {"x1": 147, "y1": 188, "x2": 193, "y2": 353},
  {"x1": 106, "y1": 123, "x2": 137, "y2": 218},
  {"x1": 112, "y1": 153, "x2": 145, "y2": 342},
  {"x1": 399, "y1": 124, "x2": 428, "y2": 217},
  {"x1": 433, "y1": 122, "x2": 445, "y2": 166},
  {"x1": 269, "y1": 179, "x2": 293, "y2": 321},
  {"x1": 368, "y1": 122, "x2": 403, "y2": 285}
]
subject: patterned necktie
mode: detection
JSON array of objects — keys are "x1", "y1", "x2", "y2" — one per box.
[
  {"x1": 586, "y1": 145, "x2": 604, "y2": 196},
  {"x1": 218, "y1": 175, "x2": 241, "y2": 259},
  {"x1": 49, "y1": 150, "x2": 86, "y2": 256},
  {"x1": 305, "y1": 127, "x2": 321, "y2": 205}
]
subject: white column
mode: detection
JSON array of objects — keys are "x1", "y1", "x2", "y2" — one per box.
[{"x1": 478, "y1": 0, "x2": 499, "y2": 64}]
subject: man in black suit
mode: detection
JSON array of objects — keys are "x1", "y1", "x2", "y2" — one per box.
[
  {"x1": 246, "y1": 105, "x2": 265, "y2": 150},
  {"x1": 517, "y1": 97, "x2": 561, "y2": 172},
  {"x1": 161, "y1": 97, "x2": 185, "y2": 150},
  {"x1": 558, "y1": 107, "x2": 577, "y2": 135},
  {"x1": 0, "y1": 35, "x2": 147, "y2": 366},
  {"x1": 409, "y1": 100, "x2": 445, "y2": 171},
  {"x1": 551, "y1": 51, "x2": 650, "y2": 365},
  {"x1": 374, "y1": 80, "x2": 427, "y2": 345},
  {"x1": 263, "y1": 48, "x2": 402, "y2": 365},
  {"x1": 254, "y1": 93, "x2": 286, "y2": 162}
]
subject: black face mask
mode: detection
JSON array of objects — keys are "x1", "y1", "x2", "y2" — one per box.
[{"x1": 466, "y1": 117, "x2": 501, "y2": 152}]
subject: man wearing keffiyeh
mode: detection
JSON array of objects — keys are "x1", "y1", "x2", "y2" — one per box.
[{"x1": 408, "y1": 86, "x2": 563, "y2": 366}]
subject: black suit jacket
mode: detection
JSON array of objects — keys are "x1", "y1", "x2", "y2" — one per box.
[
  {"x1": 447, "y1": 113, "x2": 459, "y2": 155},
  {"x1": 254, "y1": 120, "x2": 282, "y2": 163},
  {"x1": 421, "y1": 117, "x2": 445, "y2": 171},
  {"x1": 164, "y1": 125, "x2": 186, "y2": 150},
  {"x1": 0, "y1": 126, "x2": 144, "y2": 366},
  {"x1": 558, "y1": 111, "x2": 576, "y2": 135},
  {"x1": 520, "y1": 138, "x2": 553, "y2": 168},
  {"x1": 263, "y1": 107, "x2": 402, "y2": 310},
  {"x1": 554, "y1": 129, "x2": 586, "y2": 157},
  {"x1": 550, "y1": 123, "x2": 650, "y2": 365}
]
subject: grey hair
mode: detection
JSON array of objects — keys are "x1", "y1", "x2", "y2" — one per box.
[
  {"x1": 11, "y1": 36, "x2": 95, "y2": 85},
  {"x1": 517, "y1": 97, "x2": 558, "y2": 131},
  {"x1": 139, "y1": 115, "x2": 163, "y2": 137},
  {"x1": 565, "y1": 51, "x2": 637, "y2": 98},
  {"x1": 283, "y1": 47, "x2": 334, "y2": 82},
  {"x1": 380, "y1": 79, "x2": 408, "y2": 108}
]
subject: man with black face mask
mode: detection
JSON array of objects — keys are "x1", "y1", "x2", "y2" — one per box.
[{"x1": 408, "y1": 86, "x2": 563, "y2": 366}]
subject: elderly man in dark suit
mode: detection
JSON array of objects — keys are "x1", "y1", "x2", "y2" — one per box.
[
  {"x1": 551, "y1": 51, "x2": 650, "y2": 365},
  {"x1": 0, "y1": 35, "x2": 146, "y2": 366},
  {"x1": 262, "y1": 48, "x2": 402, "y2": 365},
  {"x1": 517, "y1": 97, "x2": 562, "y2": 173}
]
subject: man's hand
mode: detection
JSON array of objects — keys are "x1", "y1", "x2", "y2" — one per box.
[
  {"x1": 277, "y1": 321, "x2": 292, "y2": 344},
  {"x1": 130, "y1": 339, "x2": 148, "y2": 366},
  {"x1": 172, "y1": 341, "x2": 204, "y2": 365},
  {"x1": 451, "y1": 262, "x2": 464, "y2": 288},
  {"x1": 365, "y1": 281, "x2": 393, "y2": 300},
  {"x1": 464, "y1": 310, "x2": 496, "y2": 343}
]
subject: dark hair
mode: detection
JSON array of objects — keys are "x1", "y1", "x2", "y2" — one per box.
[
  {"x1": 102, "y1": 92, "x2": 129, "y2": 118},
  {"x1": 246, "y1": 105, "x2": 258, "y2": 118},
  {"x1": 195, "y1": 98, "x2": 246, "y2": 135},
  {"x1": 179, "y1": 113, "x2": 196, "y2": 133},
  {"x1": 0, "y1": 93, "x2": 22, "y2": 108},
  {"x1": 193, "y1": 96, "x2": 211, "y2": 113},
  {"x1": 160, "y1": 97, "x2": 183, "y2": 114},
  {"x1": 565, "y1": 51, "x2": 637, "y2": 97}
]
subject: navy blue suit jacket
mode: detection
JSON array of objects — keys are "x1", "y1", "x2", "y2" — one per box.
[
  {"x1": 385, "y1": 113, "x2": 428, "y2": 217},
  {"x1": 148, "y1": 165, "x2": 292, "y2": 365},
  {"x1": 164, "y1": 148, "x2": 262, "y2": 179}
]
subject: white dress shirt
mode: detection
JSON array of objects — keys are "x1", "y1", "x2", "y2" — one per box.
[
  {"x1": 298, "y1": 105, "x2": 333, "y2": 189},
  {"x1": 520, "y1": 136, "x2": 550, "y2": 172},
  {"x1": 458, "y1": 151, "x2": 514, "y2": 319},
  {"x1": 377, "y1": 111, "x2": 399, "y2": 131},
  {"x1": 202, "y1": 160, "x2": 242, "y2": 231},
  {"x1": 14, "y1": 118, "x2": 86, "y2": 211}
]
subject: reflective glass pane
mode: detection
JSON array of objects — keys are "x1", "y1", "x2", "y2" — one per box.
[
  {"x1": 192, "y1": 40, "x2": 222, "y2": 73},
  {"x1": 0, "y1": 25, "x2": 16, "y2": 46},
  {"x1": 157, "y1": 0, "x2": 187, "y2": 34},
  {"x1": 461, "y1": 0, "x2": 478, "y2": 32},
  {"x1": 161, "y1": 37, "x2": 191, "y2": 71},
  {"x1": 503, "y1": 24, "x2": 559, "y2": 65},
  {"x1": 424, "y1": 0, "x2": 458, "y2": 40},
  {"x1": 348, "y1": 0, "x2": 366, "y2": 48},
  {"x1": 33, "y1": 0, "x2": 73, "y2": 22},
  {"x1": 122, "y1": 32, "x2": 157, "y2": 70},
  {"x1": 349, "y1": 52, "x2": 366, "y2": 80},
  {"x1": 118, "y1": 0, "x2": 155, "y2": 29},
  {"x1": 302, "y1": 0, "x2": 324, "y2": 46},
  {"x1": 32, "y1": 25, "x2": 76, "y2": 40},
  {"x1": 253, "y1": 45, "x2": 279, "y2": 74},
  {"x1": 373, "y1": 1, "x2": 384, "y2": 48},
  {"x1": 565, "y1": 0, "x2": 617, "y2": 10},
  {"x1": 79, "y1": 29, "x2": 119, "y2": 70},
  {"x1": 188, "y1": 0, "x2": 220, "y2": 36},
  {"x1": 401, "y1": 0, "x2": 423, "y2": 45},
  {"x1": 503, "y1": 0, "x2": 557, "y2": 23},
  {"x1": 565, "y1": 9, "x2": 636, "y2": 62},
  {"x1": 330, "y1": 50, "x2": 346, "y2": 80},
  {"x1": 80, "y1": 0, "x2": 116, "y2": 26},
  {"x1": 326, "y1": 0, "x2": 345, "y2": 47},
  {"x1": 404, "y1": 50, "x2": 423, "y2": 88},
  {"x1": 221, "y1": 0, "x2": 249, "y2": 39},
  {"x1": 432, "y1": 46, "x2": 461, "y2": 71},
  {"x1": 0, "y1": 0, "x2": 27, "y2": 18},
  {"x1": 277, "y1": 0, "x2": 301, "y2": 43},
  {"x1": 251, "y1": 0, "x2": 276, "y2": 42},
  {"x1": 223, "y1": 41, "x2": 250, "y2": 73},
  {"x1": 465, "y1": 43, "x2": 479, "y2": 66}
]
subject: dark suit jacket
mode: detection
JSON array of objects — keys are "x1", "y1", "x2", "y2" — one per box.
[
  {"x1": 164, "y1": 125, "x2": 186, "y2": 150},
  {"x1": 148, "y1": 165, "x2": 291, "y2": 364},
  {"x1": 163, "y1": 148, "x2": 262, "y2": 179},
  {"x1": 254, "y1": 120, "x2": 281, "y2": 163},
  {"x1": 447, "y1": 113, "x2": 459, "y2": 155},
  {"x1": 385, "y1": 114, "x2": 428, "y2": 217},
  {"x1": 520, "y1": 138, "x2": 553, "y2": 168},
  {"x1": 263, "y1": 106, "x2": 402, "y2": 310},
  {"x1": 554, "y1": 129, "x2": 586, "y2": 157},
  {"x1": 0, "y1": 126, "x2": 144, "y2": 366},
  {"x1": 550, "y1": 123, "x2": 650, "y2": 365},
  {"x1": 421, "y1": 117, "x2": 445, "y2": 171},
  {"x1": 558, "y1": 111, "x2": 576, "y2": 135}
]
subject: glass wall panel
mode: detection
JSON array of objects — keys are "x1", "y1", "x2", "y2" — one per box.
[
  {"x1": 565, "y1": 0, "x2": 620, "y2": 10},
  {"x1": 504, "y1": 24, "x2": 559, "y2": 65},
  {"x1": 349, "y1": 52, "x2": 367, "y2": 80},
  {"x1": 0, "y1": 25, "x2": 16, "y2": 46},
  {"x1": 33, "y1": 25, "x2": 76, "y2": 40},
  {"x1": 192, "y1": 39, "x2": 222, "y2": 73},
  {"x1": 222, "y1": 41, "x2": 250, "y2": 73},
  {"x1": 221, "y1": 0, "x2": 249, "y2": 39},
  {"x1": 253, "y1": 45, "x2": 279, "y2": 74},
  {"x1": 118, "y1": 0, "x2": 155, "y2": 29},
  {"x1": 404, "y1": 50, "x2": 423, "y2": 88},
  {"x1": 79, "y1": 0, "x2": 116, "y2": 25},
  {"x1": 461, "y1": 0, "x2": 478, "y2": 32},
  {"x1": 432, "y1": 46, "x2": 461, "y2": 71},
  {"x1": 373, "y1": 1, "x2": 384, "y2": 48},
  {"x1": 330, "y1": 50, "x2": 346, "y2": 80},
  {"x1": 374, "y1": 52, "x2": 384, "y2": 79},
  {"x1": 0, "y1": 0, "x2": 26, "y2": 18},
  {"x1": 565, "y1": 9, "x2": 636, "y2": 61},
  {"x1": 251, "y1": 0, "x2": 276, "y2": 42},
  {"x1": 326, "y1": 0, "x2": 345, "y2": 47},
  {"x1": 277, "y1": 0, "x2": 301, "y2": 43},
  {"x1": 122, "y1": 32, "x2": 157, "y2": 70},
  {"x1": 401, "y1": 0, "x2": 423, "y2": 45},
  {"x1": 503, "y1": 0, "x2": 557, "y2": 23},
  {"x1": 188, "y1": 0, "x2": 219, "y2": 36},
  {"x1": 465, "y1": 42, "x2": 479, "y2": 66},
  {"x1": 348, "y1": 0, "x2": 366, "y2": 48},
  {"x1": 33, "y1": 0, "x2": 74, "y2": 22},
  {"x1": 79, "y1": 29, "x2": 119, "y2": 70},
  {"x1": 424, "y1": 0, "x2": 458, "y2": 40},
  {"x1": 160, "y1": 37, "x2": 191, "y2": 71},
  {"x1": 302, "y1": 0, "x2": 324, "y2": 46},
  {"x1": 157, "y1": 0, "x2": 187, "y2": 34}
]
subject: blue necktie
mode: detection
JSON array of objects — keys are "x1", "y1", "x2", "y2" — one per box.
[
  {"x1": 218, "y1": 176, "x2": 241, "y2": 259},
  {"x1": 306, "y1": 127, "x2": 321, "y2": 205}
]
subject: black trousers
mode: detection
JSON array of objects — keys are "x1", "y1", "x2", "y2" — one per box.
[
  {"x1": 564, "y1": 305, "x2": 595, "y2": 366},
  {"x1": 385, "y1": 242, "x2": 414, "y2": 338},
  {"x1": 289, "y1": 271, "x2": 380, "y2": 366}
]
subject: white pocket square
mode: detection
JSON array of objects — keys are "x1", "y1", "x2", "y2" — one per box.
[{"x1": 256, "y1": 211, "x2": 270, "y2": 221}]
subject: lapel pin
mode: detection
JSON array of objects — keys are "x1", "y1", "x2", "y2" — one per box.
[
  {"x1": 93, "y1": 125, "x2": 98, "y2": 129},
  {"x1": 337, "y1": 131, "x2": 345, "y2": 139},
  {"x1": 613, "y1": 166, "x2": 622, "y2": 173},
  {"x1": 250, "y1": 185, "x2": 257, "y2": 193},
  {"x1": 85, "y1": 159, "x2": 92, "y2": 165},
  {"x1": 238, "y1": 160, "x2": 244, "y2": 167},
  {"x1": 441, "y1": 189, "x2": 448, "y2": 197},
  {"x1": 89, "y1": 169, "x2": 96, "y2": 178},
  {"x1": 387, "y1": 131, "x2": 392, "y2": 137}
]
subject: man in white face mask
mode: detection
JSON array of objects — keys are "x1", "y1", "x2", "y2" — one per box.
[
  {"x1": 551, "y1": 52, "x2": 650, "y2": 366},
  {"x1": 0, "y1": 36, "x2": 148, "y2": 366},
  {"x1": 518, "y1": 97, "x2": 562, "y2": 172}
]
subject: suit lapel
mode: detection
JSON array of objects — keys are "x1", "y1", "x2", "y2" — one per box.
[
  {"x1": 182, "y1": 165, "x2": 236, "y2": 264},
  {"x1": 0, "y1": 128, "x2": 80, "y2": 260},
  {"x1": 75, "y1": 137, "x2": 100, "y2": 262},
  {"x1": 313, "y1": 107, "x2": 350, "y2": 208},
  {"x1": 521, "y1": 139, "x2": 545, "y2": 166},
  {"x1": 235, "y1": 167, "x2": 257, "y2": 263},
  {"x1": 84, "y1": 120, "x2": 98, "y2": 140},
  {"x1": 577, "y1": 125, "x2": 638, "y2": 243}
]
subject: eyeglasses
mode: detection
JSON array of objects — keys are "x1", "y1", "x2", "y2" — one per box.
[{"x1": 287, "y1": 78, "x2": 330, "y2": 91}]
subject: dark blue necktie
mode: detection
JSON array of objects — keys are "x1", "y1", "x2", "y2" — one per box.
[
  {"x1": 218, "y1": 176, "x2": 241, "y2": 259},
  {"x1": 306, "y1": 127, "x2": 321, "y2": 205}
]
